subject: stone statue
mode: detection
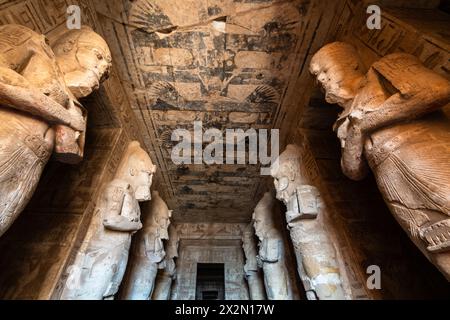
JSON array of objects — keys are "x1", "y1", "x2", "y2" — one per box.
[
  {"x1": 0, "y1": 24, "x2": 111, "y2": 237},
  {"x1": 310, "y1": 42, "x2": 450, "y2": 279},
  {"x1": 60, "y1": 141, "x2": 156, "y2": 300},
  {"x1": 253, "y1": 192, "x2": 295, "y2": 300},
  {"x1": 121, "y1": 191, "x2": 172, "y2": 300},
  {"x1": 242, "y1": 223, "x2": 266, "y2": 300},
  {"x1": 152, "y1": 224, "x2": 179, "y2": 300},
  {"x1": 51, "y1": 25, "x2": 112, "y2": 163},
  {"x1": 271, "y1": 144, "x2": 346, "y2": 300}
]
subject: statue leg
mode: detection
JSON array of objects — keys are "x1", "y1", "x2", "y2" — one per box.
[
  {"x1": 289, "y1": 220, "x2": 346, "y2": 300},
  {"x1": 103, "y1": 242, "x2": 131, "y2": 299},
  {"x1": 246, "y1": 272, "x2": 266, "y2": 300},
  {"x1": 152, "y1": 273, "x2": 173, "y2": 300},
  {"x1": 67, "y1": 248, "x2": 116, "y2": 300},
  {"x1": 263, "y1": 262, "x2": 292, "y2": 300},
  {"x1": 121, "y1": 260, "x2": 158, "y2": 300},
  {"x1": 371, "y1": 138, "x2": 450, "y2": 279},
  {"x1": 0, "y1": 134, "x2": 51, "y2": 237}
]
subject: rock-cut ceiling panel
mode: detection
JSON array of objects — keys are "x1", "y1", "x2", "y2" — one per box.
[{"x1": 98, "y1": 0, "x2": 308, "y2": 222}]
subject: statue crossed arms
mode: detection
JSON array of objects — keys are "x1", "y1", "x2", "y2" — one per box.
[
  {"x1": 310, "y1": 42, "x2": 450, "y2": 279},
  {"x1": 0, "y1": 24, "x2": 112, "y2": 237}
]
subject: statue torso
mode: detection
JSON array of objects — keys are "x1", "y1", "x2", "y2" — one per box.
[
  {"x1": 85, "y1": 180, "x2": 138, "y2": 251},
  {"x1": 341, "y1": 65, "x2": 450, "y2": 169}
]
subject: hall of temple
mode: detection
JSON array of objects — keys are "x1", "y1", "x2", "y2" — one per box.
[{"x1": 0, "y1": 0, "x2": 449, "y2": 300}]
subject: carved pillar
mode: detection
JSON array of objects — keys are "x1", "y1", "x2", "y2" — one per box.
[
  {"x1": 60, "y1": 141, "x2": 156, "y2": 300},
  {"x1": 253, "y1": 192, "x2": 296, "y2": 300},
  {"x1": 271, "y1": 144, "x2": 346, "y2": 300},
  {"x1": 152, "y1": 225, "x2": 179, "y2": 300},
  {"x1": 242, "y1": 223, "x2": 266, "y2": 300},
  {"x1": 121, "y1": 191, "x2": 172, "y2": 300}
]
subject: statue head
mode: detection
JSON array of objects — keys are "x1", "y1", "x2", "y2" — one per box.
[
  {"x1": 252, "y1": 192, "x2": 275, "y2": 241},
  {"x1": 148, "y1": 191, "x2": 172, "y2": 240},
  {"x1": 115, "y1": 141, "x2": 156, "y2": 201},
  {"x1": 310, "y1": 42, "x2": 364, "y2": 107},
  {"x1": 52, "y1": 26, "x2": 112, "y2": 98},
  {"x1": 270, "y1": 144, "x2": 302, "y2": 204}
]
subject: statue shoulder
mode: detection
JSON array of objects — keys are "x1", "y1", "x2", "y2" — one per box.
[
  {"x1": 372, "y1": 53, "x2": 450, "y2": 95},
  {"x1": 107, "y1": 179, "x2": 131, "y2": 190},
  {"x1": 0, "y1": 25, "x2": 41, "y2": 52},
  {"x1": 102, "y1": 179, "x2": 131, "y2": 199}
]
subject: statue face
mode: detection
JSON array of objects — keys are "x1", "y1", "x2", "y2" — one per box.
[
  {"x1": 272, "y1": 165, "x2": 296, "y2": 204},
  {"x1": 253, "y1": 211, "x2": 267, "y2": 241},
  {"x1": 75, "y1": 45, "x2": 111, "y2": 92},
  {"x1": 311, "y1": 65, "x2": 354, "y2": 106},
  {"x1": 157, "y1": 214, "x2": 171, "y2": 240},
  {"x1": 309, "y1": 43, "x2": 364, "y2": 107},
  {"x1": 53, "y1": 28, "x2": 112, "y2": 99},
  {"x1": 133, "y1": 168, "x2": 154, "y2": 201}
]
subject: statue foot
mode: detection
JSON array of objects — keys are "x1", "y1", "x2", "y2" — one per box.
[{"x1": 421, "y1": 219, "x2": 450, "y2": 253}]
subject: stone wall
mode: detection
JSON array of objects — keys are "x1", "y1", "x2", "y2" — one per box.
[{"x1": 169, "y1": 222, "x2": 301, "y2": 300}]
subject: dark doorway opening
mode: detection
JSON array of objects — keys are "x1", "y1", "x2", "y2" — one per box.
[{"x1": 195, "y1": 263, "x2": 225, "y2": 300}]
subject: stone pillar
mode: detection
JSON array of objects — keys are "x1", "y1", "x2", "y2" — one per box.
[
  {"x1": 242, "y1": 223, "x2": 266, "y2": 300},
  {"x1": 120, "y1": 191, "x2": 172, "y2": 300},
  {"x1": 152, "y1": 225, "x2": 179, "y2": 300},
  {"x1": 253, "y1": 192, "x2": 296, "y2": 300},
  {"x1": 271, "y1": 144, "x2": 346, "y2": 300}
]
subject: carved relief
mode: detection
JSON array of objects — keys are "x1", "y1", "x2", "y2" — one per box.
[
  {"x1": 60, "y1": 141, "x2": 156, "y2": 300},
  {"x1": 310, "y1": 41, "x2": 450, "y2": 280},
  {"x1": 175, "y1": 222, "x2": 245, "y2": 239}
]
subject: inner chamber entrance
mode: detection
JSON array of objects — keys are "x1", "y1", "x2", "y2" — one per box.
[{"x1": 195, "y1": 263, "x2": 225, "y2": 300}]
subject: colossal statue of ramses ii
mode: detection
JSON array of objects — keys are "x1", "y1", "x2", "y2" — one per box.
[
  {"x1": 310, "y1": 42, "x2": 450, "y2": 280},
  {"x1": 61, "y1": 141, "x2": 156, "y2": 300},
  {"x1": 0, "y1": 24, "x2": 111, "y2": 237},
  {"x1": 242, "y1": 223, "x2": 266, "y2": 300},
  {"x1": 253, "y1": 192, "x2": 296, "y2": 300},
  {"x1": 271, "y1": 144, "x2": 347, "y2": 300},
  {"x1": 152, "y1": 224, "x2": 179, "y2": 300},
  {"x1": 121, "y1": 190, "x2": 172, "y2": 300}
]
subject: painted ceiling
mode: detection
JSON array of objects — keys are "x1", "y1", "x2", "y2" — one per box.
[{"x1": 94, "y1": 0, "x2": 315, "y2": 222}]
